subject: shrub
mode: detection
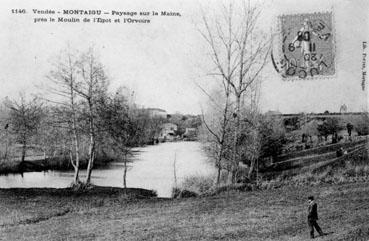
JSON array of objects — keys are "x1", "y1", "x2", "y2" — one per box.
[
  {"x1": 171, "y1": 188, "x2": 198, "y2": 198},
  {"x1": 69, "y1": 181, "x2": 94, "y2": 191},
  {"x1": 355, "y1": 122, "x2": 369, "y2": 136},
  {"x1": 179, "y1": 175, "x2": 215, "y2": 195}
]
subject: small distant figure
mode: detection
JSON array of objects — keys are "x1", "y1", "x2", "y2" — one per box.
[
  {"x1": 332, "y1": 132, "x2": 338, "y2": 144},
  {"x1": 346, "y1": 123, "x2": 353, "y2": 137},
  {"x1": 302, "y1": 133, "x2": 307, "y2": 143},
  {"x1": 307, "y1": 196, "x2": 325, "y2": 239}
]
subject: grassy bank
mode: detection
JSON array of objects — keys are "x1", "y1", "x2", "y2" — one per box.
[{"x1": 0, "y1": 183, "x2": 368, "y2": 240}]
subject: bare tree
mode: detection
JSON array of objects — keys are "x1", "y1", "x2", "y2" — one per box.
[
  {"x1": 47, "y1": 49, "x2": 82, "y2": 184},
  {"x1": 5, "y1": 94, "x2": 43, "y2": 164},
  {"x1": 73, "y1": 48, "x2": 109, "y2": 184},
  {"x1": 98, "y1": 89, "x2": 135, "y2": 188},
  {"x1": 200, "y1": 87, "x2": 233, "y2": 186},
  {"x1": 199, "y1": 0, "x2": 271, "y2": 183},
  {"x1": 0, "y1": 102, "x2": 12, "y2": 160}
]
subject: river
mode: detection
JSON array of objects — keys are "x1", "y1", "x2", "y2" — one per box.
[{"x1": 0, "y1": 142, "x2": 215, "y2": 197}]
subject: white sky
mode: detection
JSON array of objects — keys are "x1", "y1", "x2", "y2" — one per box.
[{"x1": 0, "y1": 0, "x2": 368, "y2": 114}]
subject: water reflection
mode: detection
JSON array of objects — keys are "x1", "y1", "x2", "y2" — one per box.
[{"x1": 0, "y1": 142, "x2": 214, "y2": 197}]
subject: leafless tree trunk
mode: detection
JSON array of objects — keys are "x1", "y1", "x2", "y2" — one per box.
[
  {"x1": 68, "y1": 54, "x2": 81, "y2": 183},
  {"x1": 85, "y1": 98, "x2": 96, "y2": 184},
  {"x1": 73, "y1": 48, "x2": 107, "y2": 184},
  {"x1": 173, "y1": 151, "x2": 177, "y2": 188},
  {"x1": 4, "y1": 125, "x2": 9, "y2": 160},
  {"x1": 200, "y1": 0, "x2": 271, "y2": 184},
  {"x1": 47, "y1": 49, "x2": 81, "y2": 184},
  {"x1": 201, "y1": 95, "x2": 231, "y2": 186},
  {"x1": 21, "y1": 137, "x2": 26, "y2": 163},
  {"x1": 123, "y1": 156, "x2": 128, "y2": 188}
]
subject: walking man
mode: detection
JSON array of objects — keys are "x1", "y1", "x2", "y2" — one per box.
[{"x1": 307, "y1": 196, "x2": 325, "y2": 239}]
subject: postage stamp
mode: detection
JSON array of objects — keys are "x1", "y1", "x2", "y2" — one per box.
[{"x1": 273, "y1": 12, "x2": 335, "y2": 79}]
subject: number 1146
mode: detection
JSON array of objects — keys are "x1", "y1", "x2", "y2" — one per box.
[{"x1": 11, "y1": 9, "x2": 26, "y2": 14}]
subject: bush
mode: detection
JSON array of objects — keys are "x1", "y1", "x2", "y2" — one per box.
[
  {"x1": 69, "y1": 180, "x2": 89, "y2": 190},
  {"x1": 179, "y1": 175, "x2": 215, "y2": 195},
  {"x1": 355, "y1": 121, "x2": 369, "y2": 136},
  {"x1": 171, "y1": 187, "x2": 198, "y2": 198}
]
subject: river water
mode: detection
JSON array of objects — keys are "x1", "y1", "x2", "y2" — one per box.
[{"x1": 0, "y1": 142, "x2": 215, "y2": 197}]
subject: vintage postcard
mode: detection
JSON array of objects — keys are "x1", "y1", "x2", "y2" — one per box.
[{"x1": 0, "y1": 0, "x2": 368, "y2": 240}]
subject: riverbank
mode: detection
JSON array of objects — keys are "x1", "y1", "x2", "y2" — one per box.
[
  {"x1": 0, "y1": 156, "x2": 114, "y2": 175},
  {"x1": 1, "y1": 182, "x2": 368, "y2": 240}
]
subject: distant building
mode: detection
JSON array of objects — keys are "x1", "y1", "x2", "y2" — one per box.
[
  {"x1": 273, "y1": 112, "x2": 365, "y2": 133},
  {"x1": 183, "y1": 128, "x2": 197, "y2": 140},
  {"x1": 146, "y1": 108, "x2": 167, "y2": 118},
  {"x1": 340, "y1": 104, "x2": 348, "y2": 113},
  {"x1": 265, "y1": 110, "x2": 282, "y2": 116},
  {"x1": 159, "y1": 123, "x2": 178, "y2": 141}
]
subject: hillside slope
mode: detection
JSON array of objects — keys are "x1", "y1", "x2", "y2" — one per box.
[
  {"x1": 262, "y1": 138, "x2": 368, "y2": 180},
  {"x1": 0, "y1": 183, "x2": 368, "y2": 240}
]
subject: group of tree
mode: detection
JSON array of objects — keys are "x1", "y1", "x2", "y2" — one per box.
[
  {"x1": 353, "y1": 113, "x2": 369, "y2": 136},
  {"x1": 0, "y1": 48, "x2": 167, "y2": 188},
  {"x1": 316, "y1": 118, "x2": 341, "y2": 143},
  {"x1": 301, "y1": 115, "x2": 368, "y2": 144}
]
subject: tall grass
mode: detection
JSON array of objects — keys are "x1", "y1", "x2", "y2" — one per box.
[
  {"x1": 172, "y1": 173, "x2": 258, "y2": 198},
  {"x1": 0, "y1": 159, "x2": 19, "y2": 174},
  {"x1": 172, "y1": 175, "x2": 215, "y2": 197}
]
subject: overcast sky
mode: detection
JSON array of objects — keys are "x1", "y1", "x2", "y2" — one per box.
[{"x1": 0, "y1": 0, "x2": 368, "y2": 114}]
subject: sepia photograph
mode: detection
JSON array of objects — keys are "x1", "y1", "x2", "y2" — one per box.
[{"x1": 0, "y1": 0, "x2": 368, "y2": 240}]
